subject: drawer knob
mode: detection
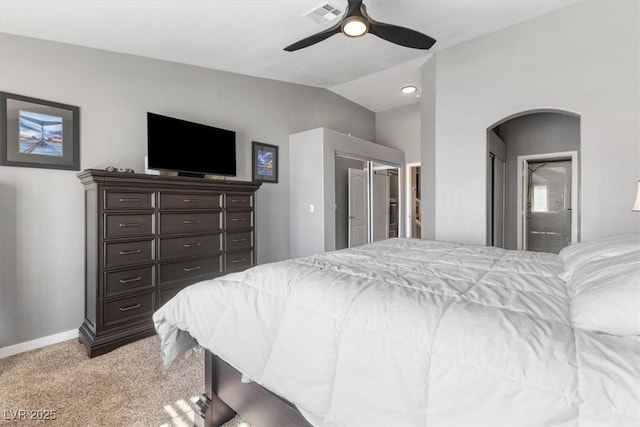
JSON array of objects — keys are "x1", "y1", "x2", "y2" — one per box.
[
  {"x1": 119, "y1": 223, "x2": 142, "y2": 227},
  {"x1": 183, "y1": 219, "x2": 201, "y2": 224},
  {"x1": 183, "y1": 199, "x2": 201, "y2": 203},
  {"x1": 184, "y1": 265, "x2": 201, "y2": 272},
  {"x1": 119, "y1": 249, "x2": 142, "y2": 255},
  {"x1": 231, "y1": 218, "x2": 246, "y2": 222},
  {"x1": 231, "y1": 238, "x2": 247, "y2": 242},
  {"x1": 119, "y1": 276, "x2": 142, "y2": 284},
  {"x1": 230, "y1": 199, "x2": 243, "y2": 203},
  {"x1": 118, "y1": 198, "x2": 141, "y2": 202},
  {"x1": 231, "y1": 258, "x2": 247, "y2": 263},
  {"x1": 119, "y1": 303, "x2": 141, "y2": 312},
  {"x1": 183, "y1": 243, "x2": 202, "y2": 248}
]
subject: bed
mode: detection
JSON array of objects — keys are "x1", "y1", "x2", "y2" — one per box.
[{"x1": 153, "y1": 235, "x2": 640, "y2": 426}]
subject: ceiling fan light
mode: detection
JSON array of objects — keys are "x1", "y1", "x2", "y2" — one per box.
[{"x1": 342, "y1": 15, "x2": 368, "y2": 37}]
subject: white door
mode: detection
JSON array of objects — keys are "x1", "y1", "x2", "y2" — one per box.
[
  {"x1": 522, "y1": 159, "x2": 531, "y2": 251},
  {"x1": 348, "y1": 168, "x2": 368, "y2": 248}
]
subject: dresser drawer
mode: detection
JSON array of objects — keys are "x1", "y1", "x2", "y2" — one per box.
[
  {"x1": 104, "y1": 292, "x2": 155, "y2": 327},
  {"x1": 159, "y1": 192, "x2": 222, "y2": 210},
  {"x1": 225, "y1": 211, "x2": 252, "y2": 230},
  {"x1": 225, "y1": 231, "x2": 253, "y2": 251},
  {"x1": 225, "y1": 250, "x2": 253, "y2": 273},
  {"x1": 159, "y1": 234, "x2": 222, "y2": 260},
  {"x1": 104, "y1": 191, "x2": 154, "y2": 210},
  {"x1": 105, "y1": 214, "x2": 154, "y2": 239},
  {"x1": 158, "y1": 255, "x2": 223, "y2": 287},
  {"x1": 159, "y1": 212, "x2": 221, "y2": 235},
  {"x1": 104, "y1": 266, "x2": 155, "y2": 297},
  {"x1": 105, "y1": 240, "x2": 155, "y2": 268},
  {"x1": 226, "y1": 194, "x2": 252, "y2": 209}
]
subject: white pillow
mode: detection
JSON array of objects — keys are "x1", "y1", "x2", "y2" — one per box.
[
  {"x1": 558, "y1": 233, "x2": 640, "y2": 281},
  {"x1": 570, "y1": 252, "x2": 640, "y2": 336}
]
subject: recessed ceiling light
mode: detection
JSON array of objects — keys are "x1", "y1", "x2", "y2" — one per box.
[{"x1": 401, "y1": 86, "x2": 417, "y2": 94}]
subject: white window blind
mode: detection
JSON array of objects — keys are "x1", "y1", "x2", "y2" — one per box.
[{"x1": 532, "y1": 185, "x2": 548, "y2": 213}]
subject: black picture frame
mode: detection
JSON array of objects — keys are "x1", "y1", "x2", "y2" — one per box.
[
  {"x1": 0, "y1": 92, "x2": 80, "y2": 171},
  {"x1": 252, "y1": 141, "x2": 278, "y2": 183}
]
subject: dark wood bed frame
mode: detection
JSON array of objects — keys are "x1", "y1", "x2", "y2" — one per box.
[{"x1": 199, "y1": 349, "x2": 313, "y2": 427}]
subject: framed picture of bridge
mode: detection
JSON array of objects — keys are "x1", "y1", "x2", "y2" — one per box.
[
  {"x1": 0, "y1": 92, "x2": 79, "y2": 171},
  {"x1": 252, "y1": 141, "x2": 278, "y2": 183}
]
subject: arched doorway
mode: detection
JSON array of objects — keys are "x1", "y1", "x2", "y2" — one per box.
[{"x1": 486, "y1": 110, "x2": 581, "y2": 253}]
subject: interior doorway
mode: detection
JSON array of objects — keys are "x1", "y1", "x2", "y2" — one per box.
[
  {"x1": 486, "y1": 111, "x2": 580, "y2": 252},
  {"x1": 517, "y1": 152, "x2": 578, "y2": 253},
  {"x1": 406, "y1": 163, "x2": 421, "y2": 238}
]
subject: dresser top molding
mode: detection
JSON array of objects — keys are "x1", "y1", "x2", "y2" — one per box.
[{"x1": 78, "y1": 169, "x2": 262, "y2": 192}]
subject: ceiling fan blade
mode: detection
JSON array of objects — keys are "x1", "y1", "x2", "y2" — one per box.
[
  {"x1": 346, "y1": 0, "x2": 364, "y2": 15},
  {"x1": 284, "y1": 19, "x2": 343, "y2": 52},
  {"x1": 360, "y1": 4, "x2": 435, "y2": 50},
  {"x1": 368, "y1": 21, "x2": 436, "y2": 50}
]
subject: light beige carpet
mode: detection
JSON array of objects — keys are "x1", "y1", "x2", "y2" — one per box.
[{"x1": 0, "y1": 335, "x2": 247, "y2": 427}]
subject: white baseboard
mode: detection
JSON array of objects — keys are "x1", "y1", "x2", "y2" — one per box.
[{"x1": 0, "y1": 329, "x2": 78, "y2": 359}]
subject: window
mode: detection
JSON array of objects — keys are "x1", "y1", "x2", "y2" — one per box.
[{"x1": 532, "y1": 185, "x2": 548, "y2": 212}]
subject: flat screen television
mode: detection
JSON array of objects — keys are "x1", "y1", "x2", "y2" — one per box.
[{"x1": 147, "y1": 112, "x2": 236, "y2": 177}]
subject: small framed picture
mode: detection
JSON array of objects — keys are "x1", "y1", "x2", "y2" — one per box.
[
  {"x1": 252, "y1": 141, "x2": 278, "y2": 183},
  {"x1": 0, "y1": 92, "x2": 80, "y2": 171}
]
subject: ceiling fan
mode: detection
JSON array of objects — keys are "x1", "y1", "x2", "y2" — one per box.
[{"x1": 284, "y1": 0, "x2": 436, "y2": 52}]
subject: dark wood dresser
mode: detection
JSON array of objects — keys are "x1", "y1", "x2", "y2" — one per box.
[{"x1": 77, "y1": 169, "x2": 261, "y2": 357}]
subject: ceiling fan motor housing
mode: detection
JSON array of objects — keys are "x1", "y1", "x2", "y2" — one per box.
[{"x1": 341, "y1": 14, "x2": 369, "y2": 37}]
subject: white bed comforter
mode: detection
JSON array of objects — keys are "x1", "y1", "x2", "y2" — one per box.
[{"x1": 153, "y1": 238, "x2": 640, "y2": 426}]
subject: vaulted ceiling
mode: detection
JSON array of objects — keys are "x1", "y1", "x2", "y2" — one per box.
[{"x1": 0, "y1": 0, "x2": 582, "y2": 112}]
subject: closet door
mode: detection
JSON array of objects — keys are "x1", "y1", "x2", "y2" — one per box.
[
  {"x1": 372, "y1": 172, "x2": 390, "y2": 242},
  {"x1": 348, "y1": 168, "x2": 368, "y2": 248},
  {"x1": 492, "y1": 155, "x2": 505, "y2": 248}
]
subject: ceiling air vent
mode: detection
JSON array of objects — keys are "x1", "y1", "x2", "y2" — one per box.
[{"x1": 303, "y1": 2, "x2": 343, "y2": 25}]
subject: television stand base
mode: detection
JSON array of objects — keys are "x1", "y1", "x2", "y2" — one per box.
[{"x1": 178, "y1": 171, "x2": 206, "y2": 178}]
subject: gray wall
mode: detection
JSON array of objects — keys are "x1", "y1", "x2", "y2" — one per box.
[
  {"x1": 0, "y1": 33, "x2": 375, "y2": 348},
  {"x1": 422, "y1": 0, "x2": 639, "y2": 245},
  {"x1": 375, "y1": 103, "x2": 421, "y2": 164},
  {"x1": 420, "y1": 57, "x2": 437, "y2": 240},
  {"x1": 289, "y1": 128, "x2": 404, "y2": 258},
  {"x1": 497, "y1": 112, "x2": 580, "y2": 249},
  {"x1": 376, "y1": 103, "x2": 422, "y2": 239}
]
